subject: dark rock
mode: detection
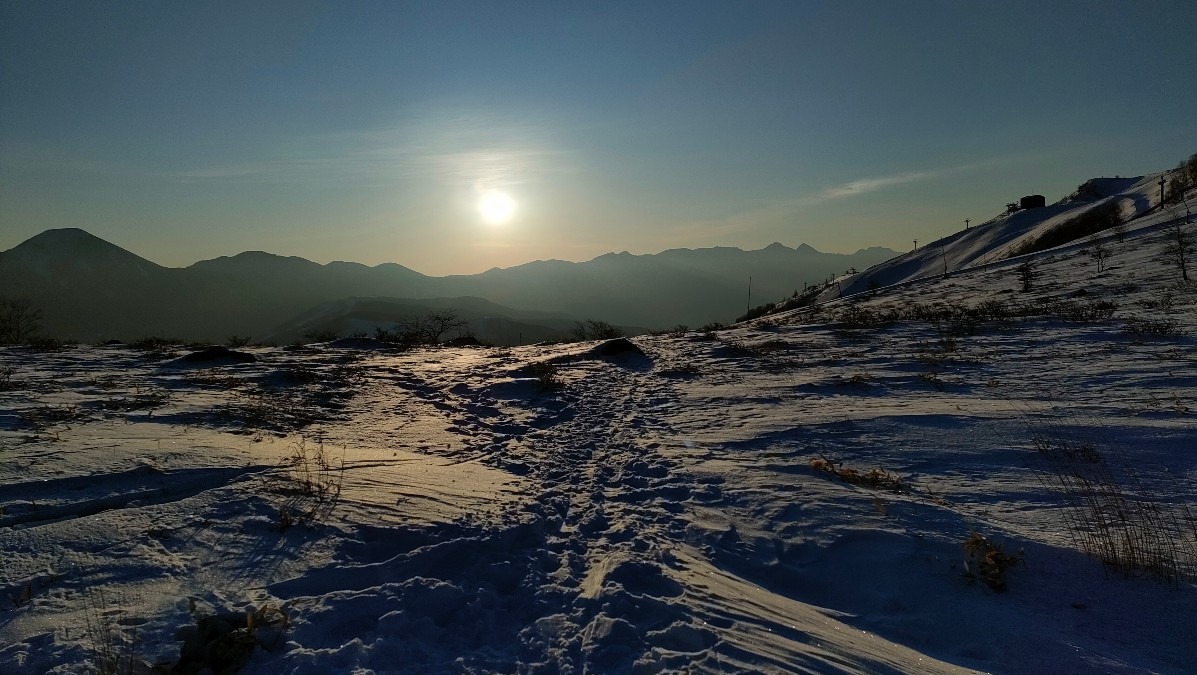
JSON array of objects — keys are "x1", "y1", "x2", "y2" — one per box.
[{"x1": 590, "y1": 338, "x2": 646, "y2": 358}]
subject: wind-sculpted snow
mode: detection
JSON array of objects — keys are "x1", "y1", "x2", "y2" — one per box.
[{"x1": 1, "y1": 218, "x2": 1196, "y2": 673}]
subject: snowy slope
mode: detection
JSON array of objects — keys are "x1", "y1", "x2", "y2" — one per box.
[
  {"x1": 2, "y1": 204, "x2": 1196, "y2": 673},
  {"x1": 815, "y1": 174, "x2": 1177, "y2": 304}
]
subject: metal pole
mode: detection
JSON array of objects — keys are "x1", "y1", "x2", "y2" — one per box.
[
  {"x1": 748, "y1": 276, "x2": 752, "y2": 312},
  {"x1": 965, "y1": 218, "x2": 970, "y2": 230}
]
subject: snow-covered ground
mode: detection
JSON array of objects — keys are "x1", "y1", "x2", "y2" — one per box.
[{"x1": 2, "y1": 212, "x2": 1196, "y2": 673}]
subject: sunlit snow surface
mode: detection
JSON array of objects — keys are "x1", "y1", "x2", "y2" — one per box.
[{"x1": 2, "y1": 219, "x2": 1196, "y2": 673}]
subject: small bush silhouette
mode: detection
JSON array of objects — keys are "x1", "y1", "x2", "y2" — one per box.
[
  {"x1": 525, "y1": 362, "x2": 564, "y2": 390},
  {"x1": 570, "y1": 319, "x2": 624, "y2": 341}
]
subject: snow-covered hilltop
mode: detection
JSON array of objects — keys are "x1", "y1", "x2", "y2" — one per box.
[
  {"x1": 815, "y1": 173, "x2": 1190, "y2": 305},
  {"x1": 1, "y1": 161, "x2": 1195, "y2": 673}
]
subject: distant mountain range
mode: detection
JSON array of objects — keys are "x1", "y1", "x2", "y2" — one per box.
[{"x1": 0, "y1": 228, "x2": 897, "y2": 343}]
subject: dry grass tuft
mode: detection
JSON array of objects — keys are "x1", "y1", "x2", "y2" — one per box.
[
  {"x1": 270, "y1": 437, "x2": 344, "y2": 530},
  {"x1": 83, "y1": 589, "x2": 146, "y2": 675},
  {"x1": 963, "y1": 530, "x2": 1024, "y2": 592},
  {"x1": 809, "y1": 454, "x2": 907, "y2": 493},
  {"x1": 1024, "y1": 414, "x2": 1197, "y2": 583}
]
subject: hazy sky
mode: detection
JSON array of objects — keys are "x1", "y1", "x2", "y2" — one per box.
[{"x1": 2, "y1": 1, "x2": 1195, "y2": 275}]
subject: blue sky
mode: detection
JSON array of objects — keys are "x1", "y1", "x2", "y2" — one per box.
[{"x1": 2, "y1": 1, "x2": 1195, "y2": 275}]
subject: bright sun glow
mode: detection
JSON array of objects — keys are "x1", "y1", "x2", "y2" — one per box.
[{"x1": 478, "y1": 190, "x2": 517, "y2": 225}]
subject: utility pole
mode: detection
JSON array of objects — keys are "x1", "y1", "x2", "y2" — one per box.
[
  {"x1": 942, "y1": 248, "x2": 949, "y2": 277},
  {"x1": 747, "y1": 276, "x2": 752, "y2": 313},
  {"x1": 965, "y1": 218, "x2": 970, "y2": 230},
  {"x1": 913, "y1": 239, "x2": 918, "y2": 251},
  {"x1": 1159, "y1": 174, "x2": 1167, "y2": 208}
]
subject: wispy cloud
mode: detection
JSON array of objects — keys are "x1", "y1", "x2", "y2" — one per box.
[
  {"x1": 816, "y1": 169, "x2": 939, "y2": 201},
  {"x1": 653, "y1": 155, "x2": 1031, "y2": 246}
]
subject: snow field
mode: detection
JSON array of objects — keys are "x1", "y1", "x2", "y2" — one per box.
[{"x1": 1, "y1": 215, "x2": 1196, "y2": 673}]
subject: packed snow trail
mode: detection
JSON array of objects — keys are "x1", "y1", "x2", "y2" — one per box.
[{"x1": 250, "y1": 344, "x2": 978, "y2": 673}]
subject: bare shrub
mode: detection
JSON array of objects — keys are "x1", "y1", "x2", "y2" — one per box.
[
  {"x1": 129, "y1": 336, "x2": 185, "y2": 361},
  {"x1": 20, "y1": 404, "x2": 86, "y2": 431},
  {"x1": 27, "y1": 337, "x2": 76, "y2": 352},
  {"x1": 302, "y1": 328, "x2": 341, "y2": 343},
  {"x1": 415, "y1": 310, "x2": 468, "y2": 343},
  {"x1": 736, "y1": 302, "x2": 776, "y2": 323},
  {"x1": 1087, "y1": 233, "x2": 1110, "y2": 273},
  {"x1": 1160, "y1": 219, "x2": 1194, "y2": 282},
  {"x1": 373, "y1": 310, "x2": 469, "y2": 346},
  {"x1": 129, "y1": 336, "x2": 184, "y2": 350},
  {"x1": 1052, "y1": 299, "x2": 1118, "y2": 321},
  {"x1": 218, "y1": 390, "x2": 320, "y2": 432},
  {"x1": 95, "y1": 385, "x2": 173, "y2": 415},
  {"x1": 1136, "y1": 288, "x2": 1175, "y2": 311},
  {"x1": 0, "y1": 296, "x2": 43, "y2": 344},
  {"x1": 837, "y1": 305, "x2": 887, "y2": 329},
  {"x1": 525, "y1": 362, "x2": 563, "y2": 390},
  {"x1": 373, "y1": 325, "x2": 418, "y2": 346},
  {"x1": 570, "y1": 319, "x2": 625, "y2": 341}
]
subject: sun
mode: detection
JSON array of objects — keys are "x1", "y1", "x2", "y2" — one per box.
[{"x1": 478, "y1": 190, "x2": 517, "y2": 225}]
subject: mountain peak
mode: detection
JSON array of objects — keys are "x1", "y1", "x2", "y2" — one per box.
[
  {"x1": 796, "y1": 243, "x2": 820, "y2": 254},
  {"x1": 763, "y1": 242, "x2": 791, "y2": 252},
  {"x1": 15, "y1": 227, "x2": 116, "y2": 251},
  {"x1": 189, "y1": 250, "x2": 322, "y2": 272},
  {"x1": 2, "y1": 227, "x2": 162, "y2": 279}
]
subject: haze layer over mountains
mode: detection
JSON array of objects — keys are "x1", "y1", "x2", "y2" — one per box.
[{"x1": 0, "y1": 231, "x2": 894, "y2": 343}]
